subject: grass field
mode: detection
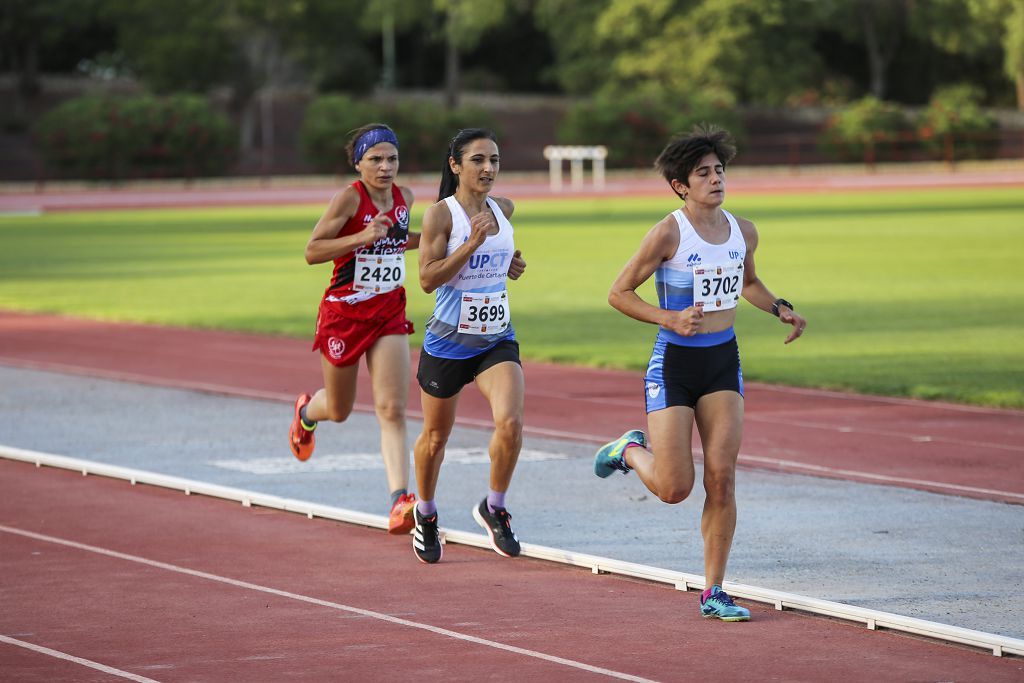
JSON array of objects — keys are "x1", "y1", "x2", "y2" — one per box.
[{"x1": 1, "y1": 187, "x2": 1022, "y2": 408}]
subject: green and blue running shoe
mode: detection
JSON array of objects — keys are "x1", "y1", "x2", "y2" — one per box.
[
  {"x1": 594, "y1": 430, "x2": 647, "y2": 478},
  {"x1": 700, "y1": 585, "x2": 750, "y2": 622}
]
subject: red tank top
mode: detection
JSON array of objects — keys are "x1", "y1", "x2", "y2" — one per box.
[{"x1": 322, "y1": 181, "x2": 410, "y2": 306}]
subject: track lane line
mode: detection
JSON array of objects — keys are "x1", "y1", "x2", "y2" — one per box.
[
  {"x1": 0, "y1": 524, "x2": 659, "y2": 683},
  {"x1": 2, "y1": 358, "x2": 1021, "y2": 501},
  {"x1": 0, "y1": 635, "x2": 161, "y2": 682}
]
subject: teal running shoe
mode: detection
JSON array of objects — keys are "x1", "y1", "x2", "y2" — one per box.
[
  {"x1": 594, "y1": 430, "x2": 647, "y2": 478},
  {"x1": 700, "y1": 585, "x2": 750, "y2": 622}
]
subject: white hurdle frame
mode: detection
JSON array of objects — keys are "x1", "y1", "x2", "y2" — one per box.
[
  {"x1": 3, "y1": 444, "x2": 1023, "y2": 659},
  {"x1": 543, "y1": 145, "x2": 608, "y2": 191}
]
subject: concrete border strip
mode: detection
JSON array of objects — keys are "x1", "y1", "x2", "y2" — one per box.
[{"x1": 2, "y1": 444, "x2": 1021, "y2": 658}]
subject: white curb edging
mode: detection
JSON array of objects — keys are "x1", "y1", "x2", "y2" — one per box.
[{"x1": 2, "y1": 444, "x2": 1020, "y2": 658}]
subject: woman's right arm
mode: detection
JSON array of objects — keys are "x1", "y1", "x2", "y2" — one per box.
[
  {"x1": 608, "y1": 217, "x2": 704, "y2": 337},
  {"x1": 304, "y1": 188, "x2": 390, "y2": 265},
  {"x1": 418, "y1": 202, "x2": 490, "y2": 293}
]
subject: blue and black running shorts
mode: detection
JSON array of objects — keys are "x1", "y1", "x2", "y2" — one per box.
[{"x1": 643, "y1": 336, "x2": 743, "y2": 412}]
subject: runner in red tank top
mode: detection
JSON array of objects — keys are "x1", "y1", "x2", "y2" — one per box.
[{"x1": 288, "y1": 123, "x2": 421, "y2": 535}]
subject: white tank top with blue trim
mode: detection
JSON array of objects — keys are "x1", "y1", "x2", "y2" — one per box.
[
  {"x1": 422, "y1": 196, "x2": 517, "y2": 359},
  {"x1": 655, "y1": 208, "x2": 746, "y2": 347}
]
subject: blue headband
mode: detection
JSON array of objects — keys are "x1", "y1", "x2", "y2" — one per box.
[{"x1": 354, "y1": 128, "x2": 399, "y2": 162}]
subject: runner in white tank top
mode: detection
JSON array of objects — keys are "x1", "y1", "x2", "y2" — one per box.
[
  {"x1": 409, "y1": 129, "x2": 529, "y2": 565},
  {"x1": 594, "y1": 126, "x2": 807, "y2": 621}
]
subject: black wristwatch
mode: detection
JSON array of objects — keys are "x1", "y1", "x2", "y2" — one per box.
[{"x1": 771, "y1": 298, "x2": 793, "y2": 317}]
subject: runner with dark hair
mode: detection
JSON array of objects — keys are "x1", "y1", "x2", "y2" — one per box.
[
  {"x1": 595, "y1": 124, "x2": 807, "y2": 620},
  {"x1": 288, "y1": 123, "x2": 421, "y2": 535},
  {"x1": 410, "y1": 128, "x2": 528, "y2": 564}
]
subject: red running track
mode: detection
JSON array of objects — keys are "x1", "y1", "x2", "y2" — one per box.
[
  {"x1": 2, "y1": 459, "x2": 1022, "y2": 682},
  {"x1": 1, "y1": 310, "x2": 1022, "y2": 505}
]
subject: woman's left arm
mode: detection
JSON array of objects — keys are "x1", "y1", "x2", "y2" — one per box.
[
  {"x1": 400, "y1": 186, "x2": 421, "y2": 250},
  {"x1": 493, "y1": 196, "x2": 526, "y2": 280},
  {"x1": 737, "y1": 217, "x2": 807, "y2": 344}
]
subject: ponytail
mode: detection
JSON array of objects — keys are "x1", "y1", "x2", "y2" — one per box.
[{"x1": 437, "y1": 128, "x2": 498, "y2": 202}]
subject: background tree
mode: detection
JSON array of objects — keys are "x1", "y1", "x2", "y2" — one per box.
[
  {"x1": 1, "y1": 0, "x2": 107, "y2": 123},
  {"x1": 102, "y1": 0, "x2": 238, "y2": 94},
  {"x1": 537, "y1": 0, "x2": 825, "y2": 106},
  {"x1": 533, "y1": 0, "x2": 613, "y2": 95},
  {"x1": 916, "y1": 0, "x2": 1024, "y2": 110},
  {"x1": 434, "y1": 0, "x2": 508, "y2": 107},
  {"x1": 817, "y1": 0, "x2": 911, "y2": 100},
  {"x1": 361, "y1": 0, "x2": 433, "y2": 90}
]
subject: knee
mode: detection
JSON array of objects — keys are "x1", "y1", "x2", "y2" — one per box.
[
  {"x1": 493, "y1": 414, "x2": 523, "y2": 443},
  {"x1": 417, "y1": 429, "x2": 449, "y2": 460},
  {"x1": 658, "y1": 481, "x2": 694, "y2": 505},
  {"x1": 374, "y1": 398, "x2": 405, "y2": 425},
  {"x1": 703, "y1": 469, "x2": 735, "y2": 504}
]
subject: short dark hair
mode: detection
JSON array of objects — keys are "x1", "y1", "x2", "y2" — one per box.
[
  {"x1": 654, "y1": 124, "x2": 736, "y2": 199},
  {"x1": 345, "y1": 123, "x2": 396, "y2": 168}
]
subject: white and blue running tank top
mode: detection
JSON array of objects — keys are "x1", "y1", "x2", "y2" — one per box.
[
  {"x1": 655, "y1": 208, "x2": 746, "y2": 347},
  {"x1": 422, "y1": 196, "x2": 517, "y2": 359}
]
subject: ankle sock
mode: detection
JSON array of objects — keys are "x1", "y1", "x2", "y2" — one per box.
[
  {"x1": 389, "y1": 488, "x2": 407, "y2": 508},
  {"x1": 299, "y1": 404, "x2": 316, "y2": 431},
  {"x1": 417, "y1": 499, "x2": 437, "y2": 517},
  {"x1": 486, "y1": 489, "x2": 506, "y2": 513}
]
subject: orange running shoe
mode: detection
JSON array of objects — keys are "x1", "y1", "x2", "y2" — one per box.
[
  {"x1": 388, "y1": 492, "x2": 418, "y2": 535},
  {"x1": 289, "y1": 393, "x2": 315, "y2": 461}
]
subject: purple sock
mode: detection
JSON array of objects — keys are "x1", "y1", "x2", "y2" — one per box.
[
  {"x1": 417, "y1": 499, "x2": 437, "y2": 516},
  {"x1": 487, "y1": 489, "x2": 506, "y2": 513}
]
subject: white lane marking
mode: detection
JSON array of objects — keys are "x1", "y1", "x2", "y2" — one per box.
[
  {"x1": 3, "y1": 361, "x2": 1021, "y2": 500},
  {"x1": 0, "y1": 525, "x2": 658, "y2": 683},
  {"x1": 0, "y1": 634, "x2": 161, "y2": 682},
  {"x1": 736, "y1": 453, "x2": 1024, "y2": 502},
  {"x1": 525, "y1": 387, "x2": 1024, "y2": 453},
  {"x1": 7, "y1": 356, "x2": 1020, "y2": 454},
  {"x1": 211, "y1": 447, "x2": 570, "y2": 475}
]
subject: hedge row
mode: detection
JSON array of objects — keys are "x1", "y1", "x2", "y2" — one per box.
[
  {"x1": 556, "y1": 88, "x2": 743, "y2": 168},
  {"x1": 34, "y1": 95, "x2": 237, "y2": 179},
  {"x1": 822, "y1": 86, "x2": 999, "y2": 162},
  {"x1": 32, "y1": 87, "x2": 1002, "y2": 181},
  {"x1": 300, "y1": 95, "x2": 498, "y2": 174}
]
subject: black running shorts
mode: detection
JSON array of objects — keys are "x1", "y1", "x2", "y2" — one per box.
[{"x1": 417, "y1": 339, "x2": 521, "y2": 399}]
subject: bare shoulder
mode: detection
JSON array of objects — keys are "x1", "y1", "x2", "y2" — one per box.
[
  {"x1": 330, "y1": 185, "x2": 361, "y2": 214},
  {"x1": 638, "y1": 213, "x2": 681, "y2": 260},
  {"x1": 491, "y1": 195, "x2": 514, "y2": 219},
  {"x1": 650, "y1": 212, "x2": 680, "y2": 243},
  {"x1": 422, "y1": 199, "x2": 453, "y2": 232},
  {"x1": 733, "y1": 213, "x2": 759, "y2": 249},
  {"x1": 399, "y1": 185, "x2": 415, "y2": 207}
]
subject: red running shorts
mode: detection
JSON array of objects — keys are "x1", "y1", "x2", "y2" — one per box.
[{"x1": 312, "y1": 292, "x2": 414, "y2": 367}]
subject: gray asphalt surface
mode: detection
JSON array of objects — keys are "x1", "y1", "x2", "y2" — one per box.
[{"x1": 1, "y1": 365, "x2": 1021, "y2": 640}]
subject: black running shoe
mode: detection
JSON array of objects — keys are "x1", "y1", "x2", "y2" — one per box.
[
  {"x1": 412, "y1": 507, "x2": 442, "y2": 564},
  {"x1": 472, "y1": 498, "x2": 521, "y2": 558}
]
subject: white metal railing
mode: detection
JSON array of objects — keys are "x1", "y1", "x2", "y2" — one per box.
[
  {"x1": 543, "y1": 145, "x2": 608, "y2": 192},
  {"x1": 2, "y1": 444, "x2": 1021, "y2": 658}
]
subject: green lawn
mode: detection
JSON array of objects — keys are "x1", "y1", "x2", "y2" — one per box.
[{"x1": 1, "y1": 187, "x2": 1022, "y2": 407}]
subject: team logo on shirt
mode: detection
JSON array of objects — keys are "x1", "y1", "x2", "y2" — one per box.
[
  {"x1": 687, "y1": 253, "x2": 701, "y2": 266},
  {"x1": 395, "y1": 205, "x2": 409, "y2": 227},
  {"x1": 327, "y1": 336, "x2": 346, "y2": 360}
]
